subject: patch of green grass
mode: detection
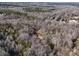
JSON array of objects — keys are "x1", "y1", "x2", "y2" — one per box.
[
  {"x1": 0, "y1": 9, "x2": 27, "y2": 16},
  {"x1": 23, "y1": 7, "x2": 53, "y2": 12},
  {"x1": 0, "y1": 23, "x2": 18, "y2": 40},
  {"x1": 15, "y1": 39, "x2": 32, "y2": 55},
  {"x1": 16, "y1": 39, "x2": 32, "y2": 48}
]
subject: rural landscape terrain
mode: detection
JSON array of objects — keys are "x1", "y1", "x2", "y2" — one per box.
[{"x1": 1, "y1": 2, "x2": 79, "y2": 56}]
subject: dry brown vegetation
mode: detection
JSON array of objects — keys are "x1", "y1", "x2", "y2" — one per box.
[{"x1": 0, "y1": 8, "x2": 79, "y2": 56}]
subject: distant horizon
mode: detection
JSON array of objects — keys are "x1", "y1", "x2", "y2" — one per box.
[{"x1": 0, "y1": 0, "x2": 79, "y2": 2}]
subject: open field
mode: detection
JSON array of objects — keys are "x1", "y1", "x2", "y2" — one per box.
[{"x1": 0, "y1": 2, "x2": 79, "y2": 56}]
